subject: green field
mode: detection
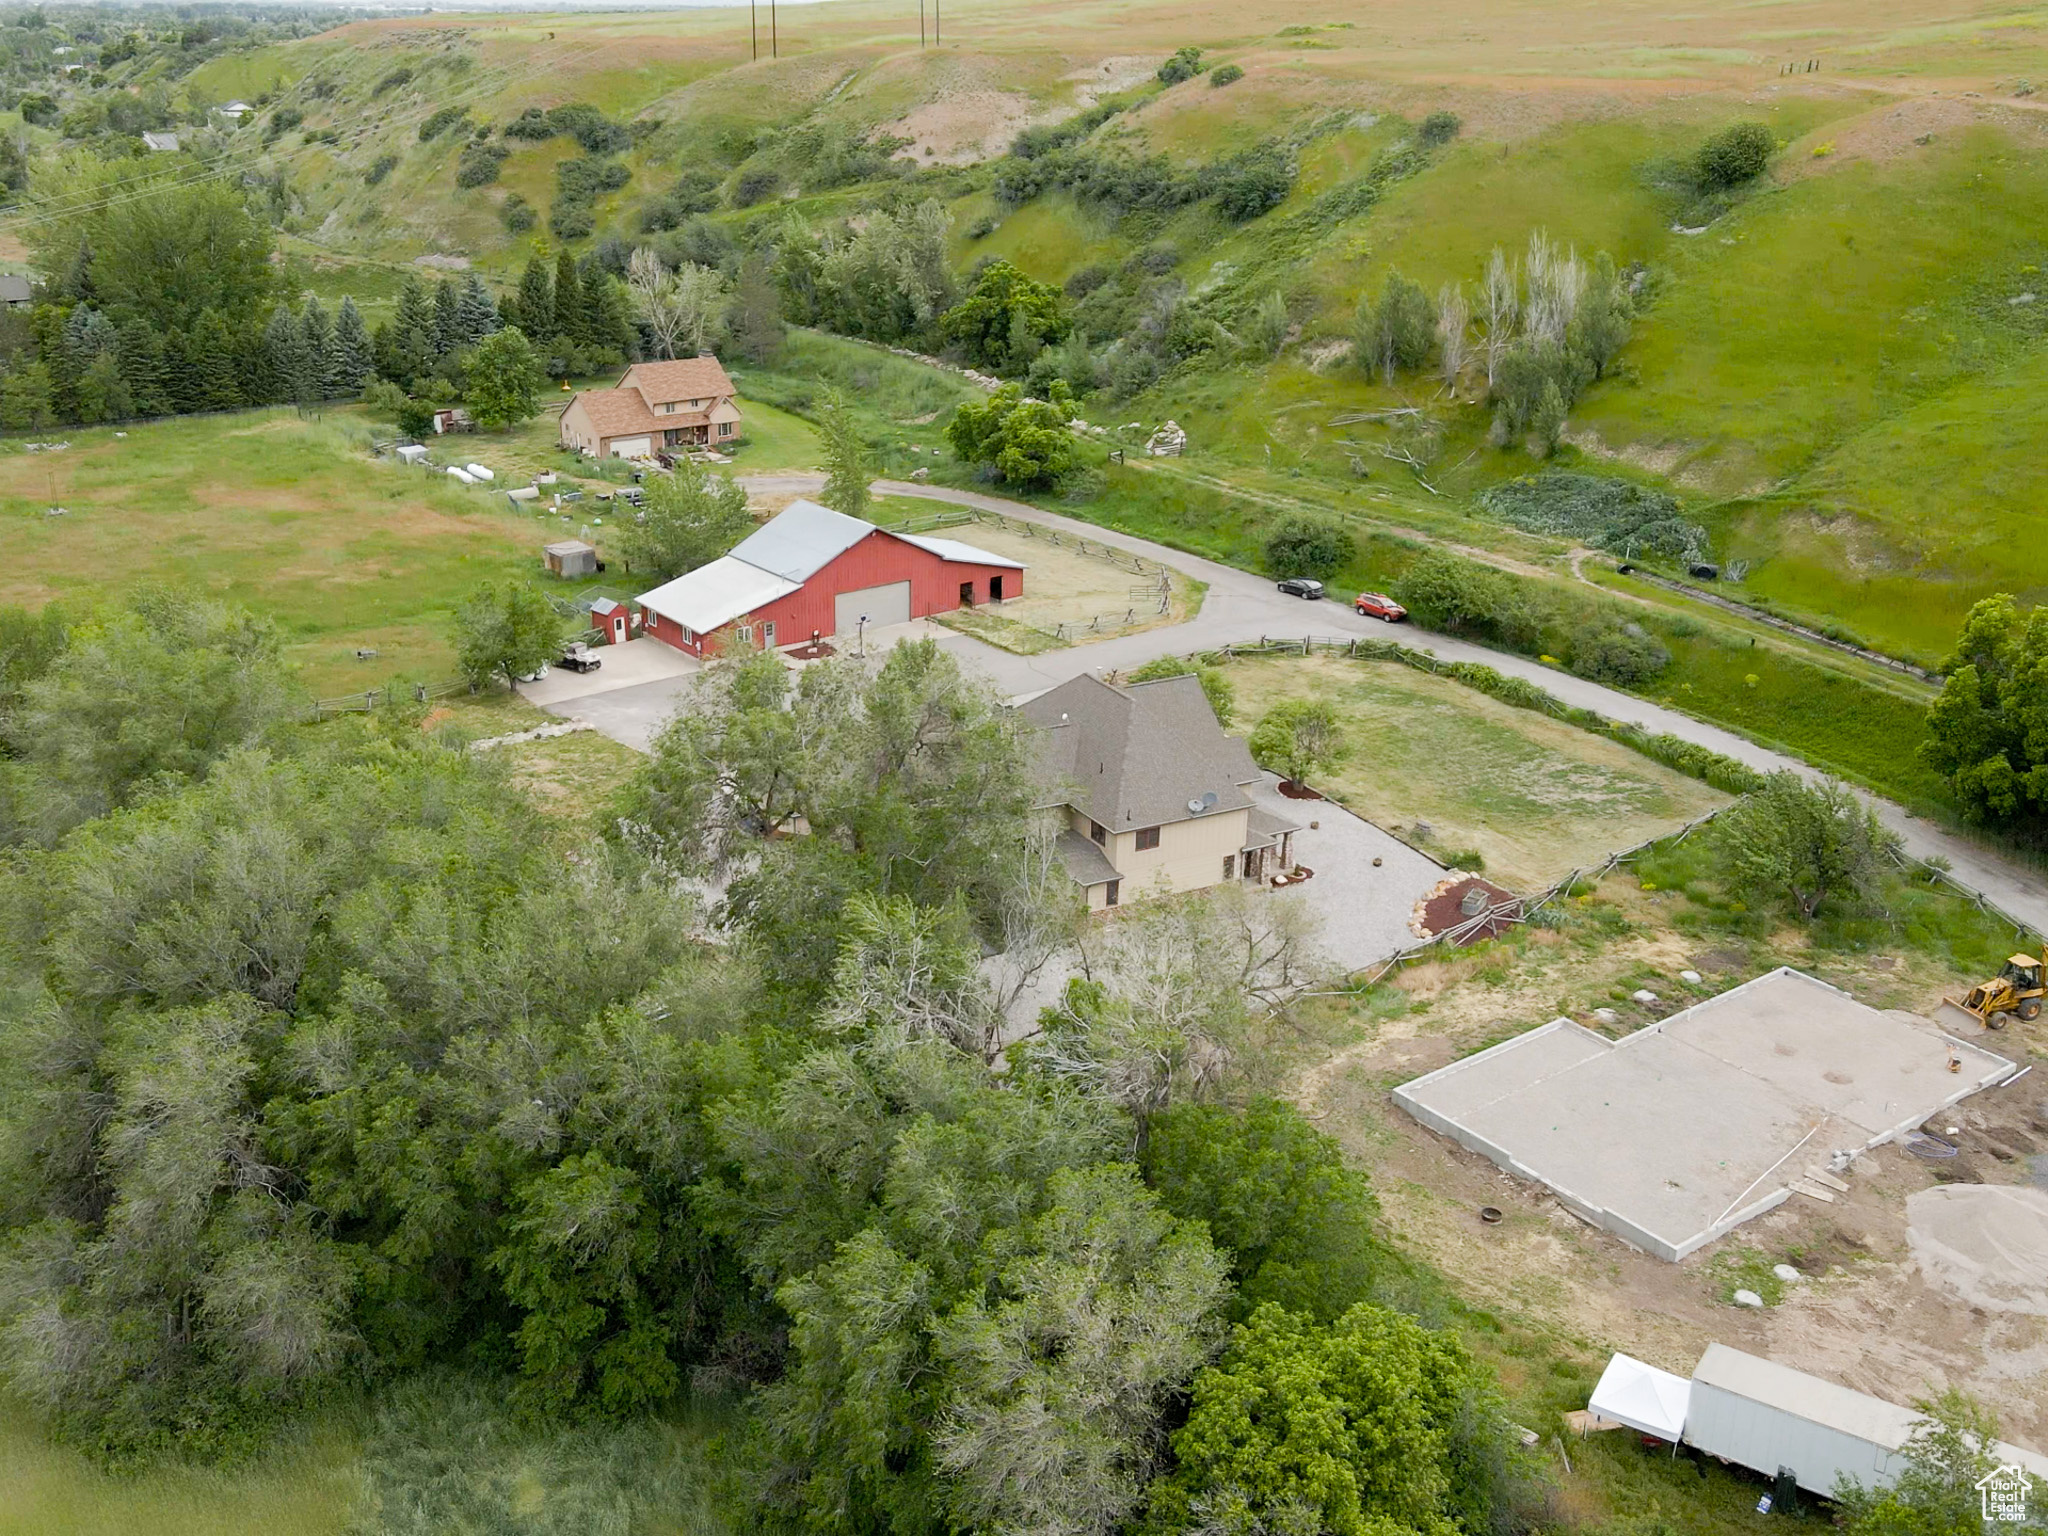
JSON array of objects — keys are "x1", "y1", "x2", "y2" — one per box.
[
  {"x1": 0, "y1": 400, "x2": 808, "y2": 698},
  {"x1": 1225, "y1": 652, "x2": 1730, "y2": 886}
]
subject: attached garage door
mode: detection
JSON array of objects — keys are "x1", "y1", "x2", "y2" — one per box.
[
  {"x1": 608, "y1": 436, "x2": 652, "y2": 458},
  {"x1": 834, "y1": 581, "x2": 911, "y2": 635}
]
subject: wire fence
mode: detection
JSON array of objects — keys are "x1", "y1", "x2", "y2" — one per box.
[
  {"x1": 308, "y1": 676, "x2": 470, "y2": 720},
  {"x1": 1135, "y1": 632, "x2": 2046, "y2": 984}
]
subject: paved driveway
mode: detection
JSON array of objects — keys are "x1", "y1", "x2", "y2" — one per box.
[
  {"x1": 1246, "y1": 772, "x2": 1446, "y2": 973},
  {"x1": 734, "y1": 474, "x2": 2048, "y2": 940},
  {"x1": 518, "y1": 637, "x2": 698, "y2": 707}
]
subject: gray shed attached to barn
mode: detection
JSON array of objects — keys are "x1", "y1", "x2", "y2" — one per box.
[{"x1": 543, "y1": 540, "x2": 598, "y2": 578}]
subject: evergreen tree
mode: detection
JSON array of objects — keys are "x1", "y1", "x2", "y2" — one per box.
[
  {"x1": 161, "y1": 327, "x2": 201, "y2": 414},
  {"x1": 56, "y1": 306, "x2": 118, "y2": 422},
  {"x1": 433, "y1": 277, "x2": 461, "y2": 360},
  {"x1": 188, "y1": 309, "x2": 243, "y2": 410},
  {"x1": 587, "y1": 272, "x2": 634, "y2": 358},
  {"x1": 236, "y1": 315, "x2": 271, "y2": 409},
  {"x1": 552, "y1": 250, "x2": 584, "y2": 345},
  {"x1": 297, "y1": 296, "x2": 334, "y2": 405},
  {"x1": 515, "y1": 256, "x2": 553, "y2": 342},
  {"x1": 74, "y1": 350, "x2": 132, "y2": 424},
  {"x1": 390, "y1": 276, "x2": 438, "y2": 383},
  {"x1": 333, "y1": 296, "x2": 374, "y2": 396},
  {"x1": 456, "y1": 272, "x2": 498, "y2": 347},
  {"x1": 114, "y1": 318, "x2": 170, "y2": 417},
  {"x1": 261, "y1": 304, "x2": 300, "y2": 406}
]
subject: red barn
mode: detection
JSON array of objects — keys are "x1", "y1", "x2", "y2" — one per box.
[{"x1": 633, "y1": 499, "x2": 1025, "y2": 656}]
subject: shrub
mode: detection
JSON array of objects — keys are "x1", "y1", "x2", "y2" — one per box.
[
  {"x1": 1209, "y1": 64, "x2": 1244, "y2": 87},
  {"x1": 731, "y1": 165, "x2": 782, "y2": 207},
  {"x1": 372, "y1": 65, "x2": 413, "y2": 96},
  {"x1": 363, "y1": 153, "x2": 398, "y2": 186},
  {"x1": 418, "y1": 105, "x2": 468, "y2": 141},
  {"x1": 1211, "y1": 145, "x2": 1295, "y2": 222},
  {"x1": 262, "y1": 107, "x2": 303, "y2": 145},
  {"x1": 1064, "y1": 263, "x2": 1112, "y2": 299},
  {"x1": 945, "y1": 382, "x2": 1079, "y2": 488},
  {"x1": 1693, "y1": 120, "x2": 1774, "y2": 188},
  {"x1": 1568, "y1": 620, "x2": 1671, "y2": 686},
  {"x1": 1129, "y1": 243, "x2": 1180, "y2": 276},
  {"x1": 1418, "y1": 110, "x2": 1462, "y2": 146},
  {"x1": 504, "y1": 105, "x2": 554, "y2": 140},
  {"x1": 1157, "y1": 46, "x2": 1204, "y2": 85},
  {"x1": 1263, "y1": 513, "x2": 1352, "y2": 581},
  {"x1": 1481, "y1": 473, "x2": 1706, "y2": 560},
  {"x1": 454, "y1": 141, "x2": 510, "y2": 188},
  {"x1": 501, "y1": 193, "x2": 535, "y2": 232}
]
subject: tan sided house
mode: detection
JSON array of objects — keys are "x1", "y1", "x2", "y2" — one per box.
[
  {"x1": 559, "y1": 355, "x2": 743, "y2": 459},
  {"x1": 1022, "y1": 673, "x2": 1299, "y2": 911}
]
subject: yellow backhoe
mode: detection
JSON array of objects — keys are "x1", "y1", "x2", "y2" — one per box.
[{"x1": 1942, "y1": 947, "x2": 2046, "y2": 1029}]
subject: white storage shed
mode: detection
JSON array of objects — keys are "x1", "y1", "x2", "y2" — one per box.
[{"x1": 1682, "y1": 1344, "x2": 2048, "y2": 1497}]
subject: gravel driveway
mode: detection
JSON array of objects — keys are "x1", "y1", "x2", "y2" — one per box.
[{"x1": 1245, "y1": 772, "x2": 1447, "y2": 973}]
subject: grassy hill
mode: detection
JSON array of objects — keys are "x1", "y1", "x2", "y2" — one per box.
[{"x1": 38, "y1": 0, "x2": 2048, "y2": 665}]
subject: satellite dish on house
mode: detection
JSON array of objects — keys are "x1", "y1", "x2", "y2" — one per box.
[{"x1": 1186, "y1": 791, "x2": 1219, "y2": 815}]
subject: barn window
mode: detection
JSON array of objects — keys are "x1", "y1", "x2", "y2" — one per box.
[
  {"x1": 1088, "y1": 820, "x2": 1106, "y2": 845},
  {"x1": 1134, "y1": 826, "x2": 1160, "y2": 851}
]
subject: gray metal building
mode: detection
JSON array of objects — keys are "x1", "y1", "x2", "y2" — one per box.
[{"x1": 1683, "y1": 1344, "x2": 2048, "y2": 1497}]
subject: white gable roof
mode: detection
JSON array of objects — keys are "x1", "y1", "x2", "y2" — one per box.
[
  {"x1": 729, "y1": 499, "x2": 875, "y2": 583},
  {"x1": 634, "y1": 555, "x2": 800, "y2": 634},
  {"x1": 895, "y1": 531, "x2": 1025, "y2": 570},
  {"x1": 1590, "y1": 1353, "x2": 1692, "y2": 1441}
]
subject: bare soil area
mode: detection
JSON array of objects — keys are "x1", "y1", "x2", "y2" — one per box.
[{"x1": 1297, "y1": 880, "x2": 2048, "y2": 1448}]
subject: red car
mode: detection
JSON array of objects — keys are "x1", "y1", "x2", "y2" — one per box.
[{"x1": 1354, "y1": 592, "x2": 1408, "y2": 622}]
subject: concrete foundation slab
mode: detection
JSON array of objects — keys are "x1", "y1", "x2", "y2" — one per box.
[{"x1": 1393, "y1": 968, "x2": 2017, "y2": 1261}]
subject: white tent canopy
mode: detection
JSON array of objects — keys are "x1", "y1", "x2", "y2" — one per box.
[{"x1": 1590, "y1": 1353, "x2": 1692, "y2": 1441}]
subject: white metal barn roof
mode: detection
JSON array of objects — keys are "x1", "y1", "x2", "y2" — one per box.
[
  {"x1": 634, "y1": 555, "x2": 801, "y2": 635},
  {"x1": 728, "y1": 500, "x2": 876, "y2": 582},
  {"x1": 1589, "y1": 1354, "x2": 1691, "y2": 1441},
  {"x1": 895, "y1": 530, "x2": 1025, "y2": 569}
]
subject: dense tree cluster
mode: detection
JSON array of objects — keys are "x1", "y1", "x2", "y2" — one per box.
[{"x1": 0, "y1": 597, "x2": 1528, "y2": 1532}]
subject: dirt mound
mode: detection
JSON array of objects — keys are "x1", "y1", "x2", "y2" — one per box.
[{"x1": 1907, "y1": 1184, "x2": 2048, "y2": 1317}]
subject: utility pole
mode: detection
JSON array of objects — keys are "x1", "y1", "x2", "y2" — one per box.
[
  {"x1": 935, "y1": 0, "x2": 940, "y2": 46},
  {"x1": 920, "y1": 0, "x2": 925, "y2": 47},
  {"x1": 771, "y1": 0, "x2": 778, "y2": 58},
  {"x1": 750, "y1": 0, "x2": 757, "y2": 60}
]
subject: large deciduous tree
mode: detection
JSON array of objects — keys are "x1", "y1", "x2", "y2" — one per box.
[
  {"x1": 1148, "y1": 1301, "x2": 1485, "y2": 1536},
  {"x1": 1710, "y1": 770, "x2": 1900, "y2": 921},
  {"x1": 939, "y1": 259, "x2": 1071, "y2": 375},
  {"x1": 1248, "y1": 697, "x2": 1349, "y2": 789},
  {"x1": 944, "y1": 381, "x2": 1078, "y2": 489},
  {"x1": 1921, "y1": 594, "x2": 2048, "y2": 838},
  {"x1": 454, "y1": 581, "x2": 561, "y2": 689},
  {"x1": 465, "y1": 325, "x2": 543, "y2": 431},
  {"x1": 611, "y1": 456, "x2": 752, "y2": 582}
]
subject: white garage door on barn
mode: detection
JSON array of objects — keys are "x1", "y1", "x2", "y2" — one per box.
[{"x1": 834, "y1": 581, "x2": 911, "y2": 635}]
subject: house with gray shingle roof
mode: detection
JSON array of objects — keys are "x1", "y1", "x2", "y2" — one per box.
[{"x1": 1020, "y1": 673, "x2": 1299, "y2": 910}]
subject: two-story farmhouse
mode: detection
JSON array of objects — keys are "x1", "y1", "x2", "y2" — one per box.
[
  {"x1": 1022, "y1": 673, "x2": 1299, "y2": 911},
  {"x1": 559, "y1": 355, "x2": 743, "y2": 459},
  {"x1": 634, "y1": 499, "x2": 1024, "y2": 655}
]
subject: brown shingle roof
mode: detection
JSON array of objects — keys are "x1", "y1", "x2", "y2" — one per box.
[
  {"x1": 1021, "y1": 673, "x2": 1262, "y2": 832},
  {"x1": 620, "y1": 356, "x2": 736, "y2": 407},
  {"x1": 570, "y1": 387, "x2": 663, "y2": 440}
]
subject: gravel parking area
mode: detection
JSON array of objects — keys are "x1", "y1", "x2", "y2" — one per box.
[{"x1": 1247, "y1": 772, "x2": 1447, "y2": 974}]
